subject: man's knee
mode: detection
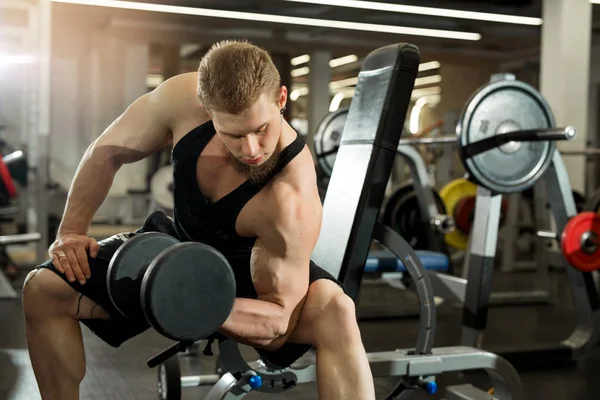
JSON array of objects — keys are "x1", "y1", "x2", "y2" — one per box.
[
  {"x1": 310, "y1": 280, "x2": 360, "y2": 347},
  {"x1": 22, "y1": 267, "x2": 78, "y2": 319}
]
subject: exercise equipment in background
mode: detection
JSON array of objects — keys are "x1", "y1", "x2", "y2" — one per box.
[
  {"x1": 380, "y1": 180, "x2": 449, "y2": 250},
  {"x1": 150, "y1": 166, "x2": 174, "y2": 213},
  {"x1": 439, "y1": 178, "x2": 477, "y2": 250}
]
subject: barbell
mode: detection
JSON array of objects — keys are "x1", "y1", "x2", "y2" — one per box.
[
  {"x1": 107, "y1": 232, "x2": 236, "y2": 343},
  {"x1": 536, "y1": 212, "x2": 600, "y2": 272},
  {"x1": 314, "y1": 75, "x2": 575, "y2": 195}
]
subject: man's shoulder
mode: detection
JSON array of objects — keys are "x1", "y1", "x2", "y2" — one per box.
[
  {"x1": 262, "y1": 158, "x2": 321, "y2": 227},
  {"x1": 153, "y1": 72, "x2": 198, "y2": 104},
  {"x1": 153, "y1": 72, "x2": 209, "y2": 132}
]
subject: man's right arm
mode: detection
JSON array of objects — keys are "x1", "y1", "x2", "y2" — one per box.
[{"x1": 57, "y1": 80, "x2": 176, "y2": 237}]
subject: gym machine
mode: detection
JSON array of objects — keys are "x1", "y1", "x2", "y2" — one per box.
[
  {"x1": 0, "y1": 148, "x2": 42, "y2": 299},
  {"x1": 153, "y1": 43, "x2": 524, "y2": 400},
  {"x1": 313, "y1": 75, "x2": 559, "y2": 309},
  {"x1": 419, "y1": 75, "x2": 600, "y2": 369}
]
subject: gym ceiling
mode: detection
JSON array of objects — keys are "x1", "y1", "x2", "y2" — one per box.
[{"x1": 49, "y1": 0, "x2": 600, "y2": 81}]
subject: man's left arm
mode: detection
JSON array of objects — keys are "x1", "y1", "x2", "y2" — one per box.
[{"x1": 218, "y1": 190, "x2": 321, "y2": 349}]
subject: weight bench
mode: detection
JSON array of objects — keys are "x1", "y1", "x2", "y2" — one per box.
[
  {"x1": 156, "y1": 43, "x2": 524, "y2": 400},
  {"x1": 366, "y1": 250, "x2": 449, "y2": 273},
  {"x1": 0, "y1": 232, "x2": 41, "y2": 299}
]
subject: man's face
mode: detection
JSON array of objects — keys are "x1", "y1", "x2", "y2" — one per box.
[{"x1": 212, "y1": 88, "x2": 287, "y2": 183}]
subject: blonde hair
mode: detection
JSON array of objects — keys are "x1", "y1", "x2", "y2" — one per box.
[{"x1": 197, "y1": 40, "x2": 281, "y2": 115}]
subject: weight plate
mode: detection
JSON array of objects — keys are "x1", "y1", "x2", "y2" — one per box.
[
  {"x1": 388, "y1": 188, "x2": 447, "y2": 250},
  {"x1": 151, "y1": 166, "x2": 175, "y2": 210},
  {"x1": 381, "y1": 181, "x2": 416, "y2": 227},
  {"x1": 107, "y1": 232, "x2": 180, "y2": 320},
  {"x1": 141, "y1": 242, "x2": 236, "y2": 342},
  {"x1": 454, "y1": 196, "x2": 476, "y2": 235},
  {"x1": 314, "y1": 108, "x2": 348, "y2": 177},
  {"x1": 440, "y1": 178, "x2": 478, "y2": 250},
  {"x1": 157, "y1": 356, "x2": 182, "y2": 400},
  {"x1": 561, "y1": 212, "x2": 600, "y2": 272},
  {"x1": 457, "y1": 78, "x2": 556, "y2": 194}
]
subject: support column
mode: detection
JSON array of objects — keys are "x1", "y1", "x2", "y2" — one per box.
[
  {"x1": 307, "y1": 51, "x2": 331, "y2": 158},
  {"x1": 35, "y1": 0, "x2": 52, "y2": 262},
  {"x1": 540, "y1": 0, "x2": 591, "y2": 194}
]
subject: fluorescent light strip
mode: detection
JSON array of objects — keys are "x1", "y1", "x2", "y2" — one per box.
[
  {"x1": 419, "y1": 61, "x2": 441, "y2": 72},
  {"x1": 329, "y1": 54, "x2": 358, "y2": 68},
  {"x1": 291, "y1": 54, "x2": 310, "y2": 65},
  {"x1": 291, "y1": 67, "x2": 310, "y2": 77},
  {"x1": 291, "y1": 54, "x2": 359, "y2": 68},
  {"x1": 50, "y1": 0, "x2": 481, "y2": 41},
  {"x1": 330, "y1": 76, "x2": 359, "y2": 89},
  {"x1": 285, "y1": 0, "x2": 542, "y2": 26},
  {"x1": 415, "y1": 75, "x2": 442, "y2": 87}
]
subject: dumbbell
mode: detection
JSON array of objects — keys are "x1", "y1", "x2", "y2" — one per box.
[{"x1": 106, "y1": 232, "x2": 236, "y2": 342}]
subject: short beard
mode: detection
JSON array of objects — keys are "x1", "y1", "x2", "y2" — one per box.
[{"x1": 221, "y1": 146, "x2": 281, "y2": 185}]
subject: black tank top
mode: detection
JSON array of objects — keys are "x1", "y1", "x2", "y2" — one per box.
[{"x1": 170, "y1": 120, "x2": 305, "y2": 297}]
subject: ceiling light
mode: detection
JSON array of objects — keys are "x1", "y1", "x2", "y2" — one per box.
[
  {"x1": 419, "y1": 61, "x2": 441, "y2": 72},
  {"x1": 329, "y1": 55, "x2": 358, "y2": 68},
  {"x1": 291, "y1": 67, "x2": 310, "y2": 77},
  {"x1": 285, "y1": 0, "x2": 542, "y2": 26},
  {"x1": 330, "y1": 76, "x2": 359, "y2": 90},
  {"x1": 415, "y1": 75, "x2": 442, "y2": 87},
  {"x1": 291, "y1": 54, "x2": 311, "y2": 65},
  {"x1": 51, "y1": 0, "x2": 481, "y2": 40}
]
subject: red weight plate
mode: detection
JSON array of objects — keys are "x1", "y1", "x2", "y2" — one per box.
[
  {"x1": 454, "y1": 196, "x2": 476, "y2": 235},
  {"x1": 0, "y1": 155, "x2": 16, "y2": 198},
  {"x1": 561, "y1": 212, "x2": 600, "y2": 272}
]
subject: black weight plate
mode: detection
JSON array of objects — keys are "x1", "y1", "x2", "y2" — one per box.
[
  {"x1": 141, "y1": 242, "x2": 236, "y2": 342},
  {"x1": 457, "y1": 77, "x2": 555, "y2": 194},
  {"x1": 381, "y1": 181, "x2": 416, "y2": 227},
  {"x1": 157, "y1": 356, "x2": 181, "y2": 400},
  {"x1": 107, "y1": 232, "x2": 180, "y2": 320},
  {"x1": 314, "y1": 108, "x2": 349, "y2": 177},
  {"x1": 390, "y1": 191, "x2": 445, "y2": 250}
]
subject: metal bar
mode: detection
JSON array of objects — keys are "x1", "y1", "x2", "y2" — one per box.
[
  {"x1": 35, "y1": 0, "x2": 52, "y2": 263},
  {"x1": 560, "y1": 148, "x2": 600, "y2": 156},
  {"x1": 180, "y1": 374, "x2": 220, "y2": 387},
  {"x1": 0, "y1": 232, "x2": 41, "y2": 245},
  {"x1": 398, "y1": 135, "x2": 457, "y2": 145}
]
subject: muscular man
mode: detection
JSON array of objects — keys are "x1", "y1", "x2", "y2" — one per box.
[{"x1": 22, "y1": 40, "x2": 375, "y2": 400}]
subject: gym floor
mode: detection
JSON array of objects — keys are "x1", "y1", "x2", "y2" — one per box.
[{"x1": 1, "y1": 244, "x2": 598, "y2": 399}]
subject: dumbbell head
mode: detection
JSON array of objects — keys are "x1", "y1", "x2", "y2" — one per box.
[
  {"x1": 141, "y1": 242, "x2": 236, "y2": 342},
  {"x1": 107, "y1": 232, "x2": 180, "y2": 320}
]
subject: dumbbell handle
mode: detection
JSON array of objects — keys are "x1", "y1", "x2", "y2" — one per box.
[
  {"x1": 147, "y1": 341, "x2": 193, "y2": 368},
  {"x1": 462, "y1": 126, "x2": 576, "y2": 159}
]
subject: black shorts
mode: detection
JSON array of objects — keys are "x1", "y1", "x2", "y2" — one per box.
[{"x1": 35, "y1": 211, "x2": 345, "y2": 370}]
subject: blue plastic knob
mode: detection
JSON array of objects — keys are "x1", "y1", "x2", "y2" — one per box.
[
  {"x1": 424, "y1": 381, "x2": 437, "y2": 395},
  {"x1": 249, "y1": 375, "x2": 262, "y2": 389}
]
